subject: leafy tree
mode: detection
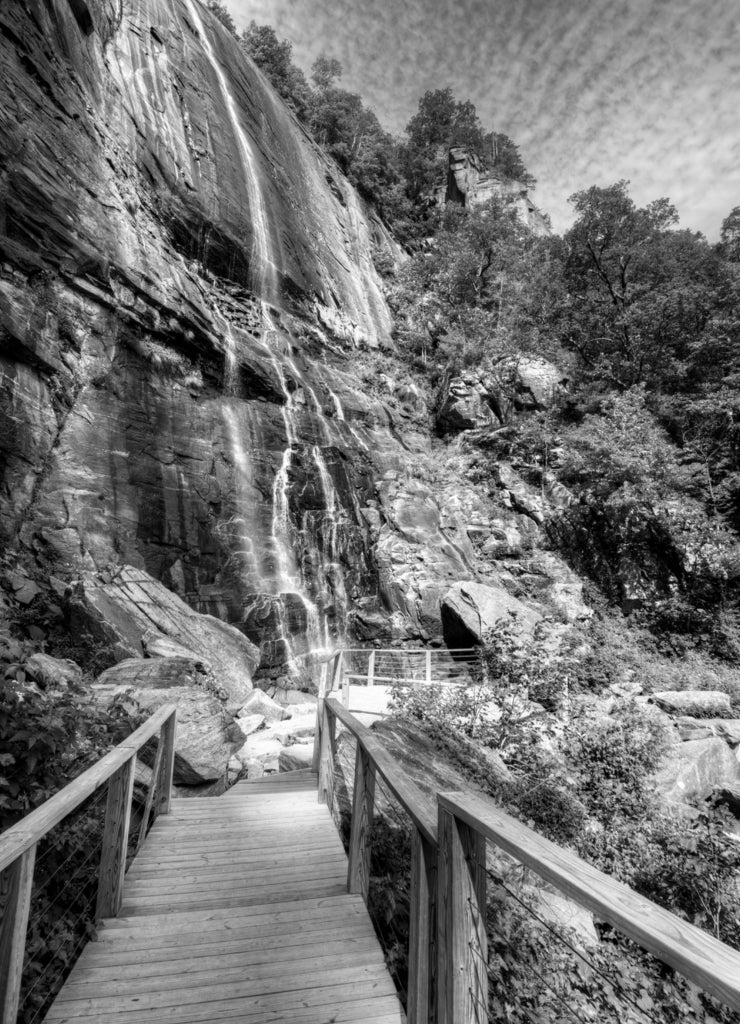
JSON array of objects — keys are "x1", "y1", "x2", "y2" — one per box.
[
  {"x1": 720, "y1": 205, "x2": 740, "y2": 263},
  {"x1": 205, "y1": 0, "x2": 237, "y2": 36},
  {"x1": 403, "y1": 87, "x2": 485, "y2": 201},
  {"x1": 488, "y1": 132, "x2": 536, "y2": 190},
  {"x1": 560, "y1": 181, "x2": 731, "y2": 394},
  {"x1": 310, "y1": 56, "x2": 343, "y2": 91},
  {"x1": 241, "y1": 22, "x2": 311, "y2": 121}
]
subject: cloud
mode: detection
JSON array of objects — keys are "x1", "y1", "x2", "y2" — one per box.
[{"x1": 228, "y1": 0, "x2": 740, "y2": 238}]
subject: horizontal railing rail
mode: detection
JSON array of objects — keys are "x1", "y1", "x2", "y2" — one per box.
[
  {"x1": 0, "y1": 703, "x2": 177, "y2": 1024},
  {"x1": 313, "y1": 683, "x2": 740, "y2": 1024}
]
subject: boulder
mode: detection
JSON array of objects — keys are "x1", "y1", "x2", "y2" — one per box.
[
  {"x1": 441, "y1": 581, "x2": 541, "y2": 646},
  {"x1": 68, "y1": 566, "x2": 258, "y2": 707},
  {"x1": 674, "y1": 717, "x2": 740, "y2": 744},
  {"x1": 649, "y1": 691, "x2": 733, "y2": 717},
  {"x1": 95, "y1": 656, "x2": 245, "y2": 785},
  {"x1": 234, "y1": 713, "x2": 265, "y2": 737},
  {"x1": 435, "y1": 371, "x2": 497, "y2": 434},
  {"x1": 279, "y1": 745, "x2": 314, "y2": 772},
  {"x1": 653, "y1": 738, "x2": 740, "y2": 807},
  {"x1": 25, "y1": 652, "x2": 83, "y2": 688},
  {"x1": 270, "y1": 715, "x2": 316, "y2": 747},
  {"x1": 240, "y1": 688, "x2": 288, "y2": 722},
  {"x1": 509, "y1": 357, "x2": 566, "y2": 411}
]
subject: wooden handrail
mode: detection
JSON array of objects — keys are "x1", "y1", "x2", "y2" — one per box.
[
  {"x1": 315, "y1": 673, "x2": 740, "y2": 1024},
  {"x1": 439, "y1": 790, "x2": 740, "y2": 1015},
  {"x1": 0, "y1": 703, "x2": 176, "y2": 872},
  {"x1": 324, "y1": 698, "x2": 437, "y2": 845},
  {"x1": 0, "y1": 703, "x2": 177, "y2": 1024}
]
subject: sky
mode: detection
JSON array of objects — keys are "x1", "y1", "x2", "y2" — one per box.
[{"x1": 225, "y1": 0, "x2": 740, "y2": 239}]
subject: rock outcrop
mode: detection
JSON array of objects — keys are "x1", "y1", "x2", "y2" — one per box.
[
  {"x1": 0, "y1": 0, "x2": 583, "y2": 688},
  {"x1": 95, "y1": 656, "x2": 245, "y2": 784}
]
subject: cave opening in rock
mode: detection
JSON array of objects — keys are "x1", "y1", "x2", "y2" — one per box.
[{"x1": 441, "y1": 604, "x2": 480, "y2": 650}]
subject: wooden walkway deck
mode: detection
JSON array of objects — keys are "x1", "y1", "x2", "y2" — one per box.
[{"x1": 44, "y1": 770, "x2": 404, "y2": 1024}]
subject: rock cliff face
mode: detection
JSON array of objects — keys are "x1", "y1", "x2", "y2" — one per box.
[
  {"x1": 434, "y1": 147, "x2": 550, "y2": 236},
  {"x1": 0, "y1": 0, "x2": 579, "y2": 687}
]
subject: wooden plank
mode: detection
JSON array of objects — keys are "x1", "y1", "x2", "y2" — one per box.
[
  {"x1": 408, "y1": 829, "x2": 436, "y2": 1024},
  {"x1": 128, "y1": 845, "x2": 345, "y2": 873},
  {"x1": 119, "y1": 880, "x2": 349, "y2": 915},
  {"x1": 347, "y1": 744, "x2": 375, "y2": 900},
  {"x1": 440, "y1": 789, "x2": 740, "y2": 1013},
  {"x1": 326, "y1": 698, "x2": 437, "y2": 844},
  {"x1": 0, "y1": 844, "x2": 36, "y2": 1024},
  {"x1": 77, "y1": 917, "x2": 378, "y2": 963},
  {"x1": 50, "y1": 960, "x2": 392, "y2": 1012},
  {"x1": 0, "y1": 705, "x2": 176, "y2": 872},
  {"x1": 156, "y1": 712, "x2": 177, "y2": 817},
  {"x1": 96, "y1": 756, "x2": 136, "y2": 920},
  {"x1": 436, "y1": 806, "x2": 487, "y2": 1024},
  {"x1": 46, "y1": 979, "x2": 401, "y2": 1024},
  {"x1": 127, "y1": 850, "x2": 347, "y2": 880},
  {"x1": 98, "y1": 893, "x2": 367, "y2": 935},
  {"x1": 124, "y1": 861, "x2": 348, "y2": 894},
  {"x1": 63, "y1": 936, "x2": 382, "y2": 988}
]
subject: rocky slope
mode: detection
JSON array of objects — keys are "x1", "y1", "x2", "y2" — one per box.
[{"x1": 0, "y1": 0, "x2": 587, "y2": 695}]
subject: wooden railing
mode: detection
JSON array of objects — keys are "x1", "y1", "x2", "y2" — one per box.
[
  {"x1": 0, "y1": 703, "x2": 177, "y2": 1024},
  {"x1": 314, "y1": 696, "x2": 740, "y2": 1024}
]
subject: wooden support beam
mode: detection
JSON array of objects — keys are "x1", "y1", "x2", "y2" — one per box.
[
  {"x1": 408, "y1": 830, "x2": 437, "y2": 1024},
  {"x1": 317, "y1": 703, "x2": 337, "y2": 806},
  {"x1": 0, "y1": 844, "x2": 36, "y2": 1024},
  {"x1": 436, "y1": 806, "x2": 488, "y2": 1024},
  {"x1": 311, "y1": 662, "x2": 329, "y2": 772},
  {"x1": 347, "y1": 745, "x2": 376, "y2": 900},
  {"x1": 156, "y1": 712, "x2": 176, "y2": 817},
  {"x1": 96, "y1": 755, "x2": 136, "y2": 921},
  {"x1": 136, "y1": 736, "x2": 165, "y2": 853}
]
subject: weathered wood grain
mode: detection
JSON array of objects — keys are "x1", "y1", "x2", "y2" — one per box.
[
  {"x1": 0, "y1": 844, "x2": 36, "y2": 1024},
  {"x1": 96, "y1": 755, "x2": 137, "y2": 920},
  {"x1": 347, "y1": 744, "x2": 376, "y2": 899},
  {"x1": 440, "y1": 789, "x2": 740, "y2": 1014}
]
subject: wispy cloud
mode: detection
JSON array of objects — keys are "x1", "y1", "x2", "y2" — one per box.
[{"x1": 229, "y1": 0, "x2": 740, "y2": 238}]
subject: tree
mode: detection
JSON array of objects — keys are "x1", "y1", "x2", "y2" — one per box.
[
  {"x1": 560, "y1": 181, "x2": 730, "y2": 394},
  {"x1": 310, "y1": 56, "x2": 343, "y2": 91},
  {"x1": 403, "y1": 88, "x2": 484, "y2": 201},
  {"x1": 720, "y1": 206, "x2": 740, "y2": 263},
  {"x1": 241, "y1": 22, "x2": 311, "y2": 121},
  {"x1": 487, "y1": 132, "x2": 536, "y2": 190},
  {"x1": 205, "y1": 0, "x2": 237, "y2": 36}
]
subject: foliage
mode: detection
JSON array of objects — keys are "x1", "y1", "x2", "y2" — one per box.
[
  {"x1": 489, "y1": 131, "x2": 537, "y2": 190},
  {"x1": 205, "y1": 0, "x2": 236, "y2": 36},
  {"x1": 1, "y1": 672, "x2": 144, "y2": 1022},
  {"x1": 240, "y1": 22, "x2": 312, "y2": 120}
]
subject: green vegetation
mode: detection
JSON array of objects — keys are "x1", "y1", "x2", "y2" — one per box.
[{"x1": 390, "y1": 622, "x2": 740, "y2": 1021}]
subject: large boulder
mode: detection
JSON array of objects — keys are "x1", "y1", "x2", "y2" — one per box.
[
  {"x1": 95, "y1": 657, "x2": 245, "y2": 785},
  {"x1": 649, "y1": 690, "x2": 733, "y2": 718},
  {"x1": 435, "y1": 371, "x2": 497, "y2": 434},
  {"x1": 441, "y1": 581, "x2": 541, "y2": 646},
  {"x1": 69, "y1": 566, "x2": 258, "y2": 708},
  {"x1": 25, "y1": 652, "x2": 83, "y2": 688},
  {"x1": 653, "y1": 738, "x2": 740, "y2": 808}
]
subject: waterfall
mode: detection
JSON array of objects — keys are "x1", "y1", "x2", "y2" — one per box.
[
  {"x1": 189, "y1": 3, "x2": 347, "y2": 666},
  {"x1": 184, "y1": 0, "x2": 277, "y2": 302}
]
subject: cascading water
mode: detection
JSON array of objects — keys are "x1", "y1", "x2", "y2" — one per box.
[{"x1": 187, "y1": 1, "x2": 349, "y2": 666}]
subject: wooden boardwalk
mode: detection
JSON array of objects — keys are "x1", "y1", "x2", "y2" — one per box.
[{"x1": 44, "y1": 770, "x2": 404, "y2": 1024}]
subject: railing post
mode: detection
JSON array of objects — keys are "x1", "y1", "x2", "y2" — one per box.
[
  {"x1": 96, "y1": 755, "x2": 136, "y2": 921},
  {"x1": 408, "y1": 830, "x2": 437, "y2": 1024},
  {"x1": 156, "y1": 709, "x2": 177, "y2": 816},
  {"x1": 317, "y1": 702, "x2": 337, "y2": 806},
  {"x1": 425, "y1": 650, "x2": 432, "y2": 685},
  {"x1": 367, "y1": 650, "x2": 375, "y2": 687},
  {"x1": 347, "y1": 744, "x2": 376, "y2": 900},
  {"x1": 437, "y1": 805, "x2": 488, "y2": 1024},
  {"x1": 0, "y1": 845, "x2": 36, "y2": 1024},
  {"x1": 312, "y1": 661, "x2": 329, "y2": 772}
]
